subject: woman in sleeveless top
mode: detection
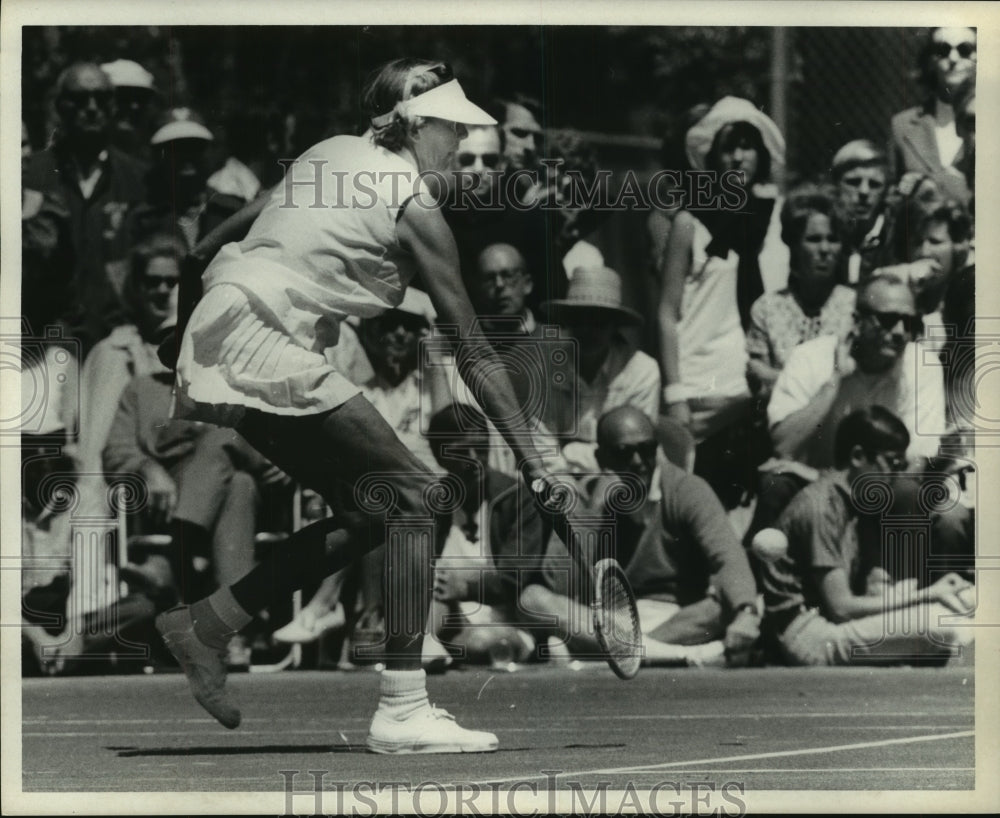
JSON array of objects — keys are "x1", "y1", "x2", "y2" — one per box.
[
  {"x1": 156, "y1": 59, "x2": 563, "y2": 755},
  {"x1": 657, "y1": 97, "x2": 786, "y2": 508}
]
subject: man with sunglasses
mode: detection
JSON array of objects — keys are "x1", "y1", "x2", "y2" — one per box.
[
  {"x1": 769, "y1": 272, "x2": 943, "y2": 471},
  {"x1": 760, "y1": 406, "x2": 973, "y2": 666},
  {"x1": 755, "y1": 272, "x2": 970, "y2": 581},
  {"x1": 523, "y1": 406, "x2": 760, "y2": 667},
  {"x1": 889, "y1": 27, "x2": 975, "y2": 206},
  {"x1": 22, "y1": 61, "x2": 149, "y2": 353}
]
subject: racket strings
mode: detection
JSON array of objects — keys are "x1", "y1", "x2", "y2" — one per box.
[{"x1": 595, "y1": 565, "x2": 642, "y2": 678}]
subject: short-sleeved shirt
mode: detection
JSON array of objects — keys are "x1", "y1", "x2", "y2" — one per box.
[
  {"x1": 767, "y1": 334, "x2": 945, "y2": 468},
  {"x1": 543, "y1": 337, "x2": 660, "y2": 443},
  {"x1": 746, "y1": 285, "x2": 856, "y2": 371},
  {"x1": 761, "y1": 471, "x2": 866, "y2": 617}
]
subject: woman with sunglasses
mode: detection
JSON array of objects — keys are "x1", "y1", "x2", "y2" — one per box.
[
  {"x1": 155, "y1": 58, "x2": 565, "y2": 754},
  {"x1": 889, "y1": 27, "x2": 976, "y2": 205}
]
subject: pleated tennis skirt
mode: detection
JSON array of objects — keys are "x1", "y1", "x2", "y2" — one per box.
[{"x1": 173, "y1": 283, "x2": 361, "y2": 427}]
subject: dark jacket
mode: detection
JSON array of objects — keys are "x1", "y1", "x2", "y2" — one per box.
[{"x1": 22, "y1": 143, "x2": 148, "y2": 350}]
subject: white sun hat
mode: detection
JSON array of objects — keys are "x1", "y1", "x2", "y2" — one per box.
[
  {"x1": 371, "y1": 79, "x2": 497, "y2": 128},
  {"x1": 685, "y1": 96, "x2": 785, "y2": 174},
  {"x1": 100, "y1": 59, "x2": 155, "y2": 90}
]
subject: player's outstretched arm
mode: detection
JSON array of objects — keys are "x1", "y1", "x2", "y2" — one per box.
[{"x1": 397, "y1": 197, "x2": 552, "y2": 485}]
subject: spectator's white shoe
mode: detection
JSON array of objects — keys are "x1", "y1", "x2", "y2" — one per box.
[
  {"x1": 156, "y1": 606, "x2": 241, "y2": 729},
  {"x1": 366, "y1": 705, "x2": 498, "y2": 754},
  {"x1": 272, "y1": 604, "x2": 345, "y2": 644}
]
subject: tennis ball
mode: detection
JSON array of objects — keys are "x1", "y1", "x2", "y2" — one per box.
[{"x1": 751, "y1": 528, "x2": 788, "y2": 562}]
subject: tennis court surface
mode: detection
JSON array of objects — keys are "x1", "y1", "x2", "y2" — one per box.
[{"x1": 20, "y1": 663, "x2": 976, "y2": 798}]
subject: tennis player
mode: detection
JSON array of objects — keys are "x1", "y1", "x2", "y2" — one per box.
[{"x1": 155, "y1": 58, "x2": 566, "y2": 754}]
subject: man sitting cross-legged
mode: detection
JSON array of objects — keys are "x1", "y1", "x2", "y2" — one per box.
[
  {"x1": 520, "y1": 406, "x2": 761, "y2": 667},
  {"x1": 760, "y1": 405, "x2": 974, "y2": 666}
]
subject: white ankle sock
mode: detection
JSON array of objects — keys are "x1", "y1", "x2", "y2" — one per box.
[{"x1": 377, "y1": 669, "x2": 429, "y2": 721}]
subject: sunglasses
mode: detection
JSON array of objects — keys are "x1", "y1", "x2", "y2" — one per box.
[
  {"x1": 603, "y1": 440, "x2": 658, "y2": 464},
  {"x1": 457, "y1": 152, "x2": 501, "y2": 169},
  {"x1": 62, "y1": 90, "x2": 114, "y2": 109},
  {"x1": 141, "y1": 274, "x2": 180, "y2": 289},
  {"x1": 931, "y1": 41, "x2": 976, "y2": 60},
  {"x1": 857, "y1": 310, "x2": 923, "y2": 336}
]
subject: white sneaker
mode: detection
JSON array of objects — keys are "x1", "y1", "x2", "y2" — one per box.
[
  {"x1": 272, "y1": 604, "x2": 345, "y2": 644},
  {"x1": 366, "y1": 704, "x2": 499, "y2": 754}
]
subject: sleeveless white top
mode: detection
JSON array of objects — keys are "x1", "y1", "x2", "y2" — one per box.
[
  {"x1": 175, "y1": 136, "x2": 426, "y2": 423},
  {"x1": 676, "y1": 217, "x2": 750, "y2": 402}
]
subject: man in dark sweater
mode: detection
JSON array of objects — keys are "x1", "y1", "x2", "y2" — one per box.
[
  {"x1": 22, "y1": 62, "x2": 149, "y2": 353},
  {"x1": 521, "y1": 406, "x2": 761, "y2": 666}
]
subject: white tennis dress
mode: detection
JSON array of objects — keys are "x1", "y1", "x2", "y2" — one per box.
[{"x1": 175, "y1": 135, "x2": 425, "y2": 425}]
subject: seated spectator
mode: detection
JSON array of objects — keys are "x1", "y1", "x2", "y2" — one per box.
[
  {"x1": 747, "y1": 185, "x2": 856, "y2": 401},
  {"x1": 423, "y1": 404, "x2": 551, "y2": 667},
  {"x1": 891, "y1": 197, "x2": 971, "y2": 330},
  {"x1": 102, "y1": 369, "x2": 288, "y2": 607},
  {"x1": 533, "y1": 130, "x2": 607, "y2": 286},
  {"x1": 452, "y1": 124, "x2": 503, "y2": 205},
  {"x1": 521, "y1": 406, "x2": 760, "y2": 667},
  {"x1": 760, "y1": 406, "x2": 974, "y2": 666},
  {"x1": 769, "y1": 272, "x2": 943, "y2": 470},
  {"x1": 497, "y1": 93, "x2": 543, "y2": 179},
  {"x1": 472, "y1": 243, "x2": 540, "y2": 338},
  {"x1": 830, "y1": 140, "x2": 891, "y2": 285},
  {"x1": 443, "y1": 122, "x2": 547, "y2": 306},
  {"x1": 889, "y1": 27, "x2": 975, "y2": 206},
  {"x1": 750, "y1": 272, "x2": 970, "y2": 572},
  {"x1": 22, "y1": 61, "x2": 149, "y2": 352},
  {"x1": 540, "y1": 266, "x2": 660, "y2": 473},
  {"x1": 128, "y1": 107, "x2": 246, "y2": 251},
  {"x1": 77, "y1": 232, "x2": 185, "y2": 516},
  {"x1": 100, "y1": 59, "x2": 158, "y2": 162}
]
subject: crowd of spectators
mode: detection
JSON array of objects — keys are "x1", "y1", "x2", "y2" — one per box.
[{"x1": 21, "y1": 26, "x2": 977, "y2": 675}]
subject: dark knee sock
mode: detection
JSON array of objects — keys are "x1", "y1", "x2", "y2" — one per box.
[
  {"x1": 230, "y1": 522, "x2": 353, "y2": 615},
  {"x1": 170, "y1": 520, "x2": 214, "y2": 603}
]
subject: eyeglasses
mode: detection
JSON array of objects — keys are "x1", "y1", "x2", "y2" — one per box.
[
  {"x1": 931, "y1": 41, "x2": 976, "y2": 60},
  {"x1": 857, "y1": 309, "x2": 923, "y2": 336},
  {"x1": 62, "y1": 90, "x2": 114, "y2": 110},
  {"x1": 603, "y1": 440, "x2": 658, "y2": 465},
  {"x1": 480, "y1": 267, "x2": 526, "y2": 287},
  {"x1": 457, "y1": 152, "x2": 501, "y2": 169}
]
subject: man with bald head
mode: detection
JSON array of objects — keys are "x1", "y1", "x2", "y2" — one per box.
[
  {"x1": 473, "y1": 243, "x2": 538, "y2": 336},
  {"x1": 23, "y1": 61, "x2": 149, "y2": 351},
  {"x1": 521, "y1": 406, "x2": 761, "y2": 667}
]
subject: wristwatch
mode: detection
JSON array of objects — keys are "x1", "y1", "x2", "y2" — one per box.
[{"x1": 733, "y1": 602, "x2": 760, "y2": 618}]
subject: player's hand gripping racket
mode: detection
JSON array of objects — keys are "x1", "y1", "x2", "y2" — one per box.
[{"x1": 531, "y1": 473, "x2": 643, "y2": 680}]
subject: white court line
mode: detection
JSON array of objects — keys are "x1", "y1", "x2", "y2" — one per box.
[
  {"x1": 480, "y1": 729, "x2": 975, "y2": 785},
  {"x1": 586, "y1": 767, "x2": 974, "y2": 775},
  {"x1": 21, "y1": 710, "x2": 972, "y2": 726}
]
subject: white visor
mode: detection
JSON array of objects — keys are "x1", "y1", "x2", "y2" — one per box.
[{"x1": 372, "y1": 79, "x2": 497, "y2": 128}]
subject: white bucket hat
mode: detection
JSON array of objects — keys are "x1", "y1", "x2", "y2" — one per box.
[
  {"x1": 686, "y1": 96, "x2": 785, "y2": 174},
  {"x1": 371, "y1": 79, "x2": 497, "y2": 128}
]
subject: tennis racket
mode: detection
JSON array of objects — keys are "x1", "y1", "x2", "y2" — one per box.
[{"x1": 532, "y1": 473, "x2": 644, "y2": 680}]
